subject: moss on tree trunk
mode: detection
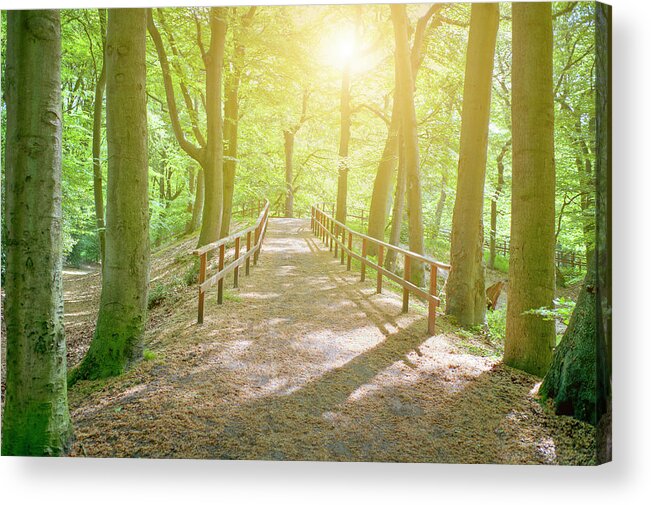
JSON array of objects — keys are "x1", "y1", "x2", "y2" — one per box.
[{"x1": 2, "y1": 10, "x2": 74, "y2": 456}]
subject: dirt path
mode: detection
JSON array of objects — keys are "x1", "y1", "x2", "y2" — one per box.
[{"x1": 68, "y1": 218, "x2": 595, "y2": 463}]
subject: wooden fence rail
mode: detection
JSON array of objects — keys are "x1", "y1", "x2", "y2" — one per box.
[
  {"x1": 311, "y1": 204, "x2": 451, "y2": 335},
  {"x1": 192, "y1": 199, "x2": 270, "y2": 324}
]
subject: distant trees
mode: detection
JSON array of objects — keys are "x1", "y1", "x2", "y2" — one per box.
[
  {"x1": 69, "y1": 9, "x2": 150, "y2": 382},
  {"x1": 284, "y1": 89, "x2": 310, "y2": 218},
  {"x1": 2, "y1": 10, "x2": 74, "y2": 455},
  {"x1": 504, "y1": 3, "x2": 556, "y2": 376},
  {"x1": 446, "y1": 3, "x2": 499, "y2": 327}
]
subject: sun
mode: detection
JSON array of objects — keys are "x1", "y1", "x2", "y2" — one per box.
[{"x1": 322, "y1": 25, "x2": 357, "y2": 69}]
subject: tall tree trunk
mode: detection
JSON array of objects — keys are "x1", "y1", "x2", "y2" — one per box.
[
  {"x1": 198, "y1": 8, "x2": 227, "y2": 247},
  {"x1": 69, "y1": 8, "x2": 149, "y2": 383},
  {"x1": 385, "y1": 129, "x2": 406, "y2": 272},
  {"x1": 220, "y1": 69, "x2": 238, "y2": 237},
  {"x1": 391, "y1": 4, "x2": 425, "y2": 285},
  {"x1": 92, "y1": 8, "x2": 107, "y2": 268},
  {"x1": 540, "y1": 256, "x2": 598, "y2": 423},
  {"x1": 284, "y1": 130, "x2": 295, "y2": 217},
  {"x1": 446, "y1": 3, "x2": 499, "y2": 326},
  {"x1": 367, "y1": 5, "x2": 441, "y2": 256},
  {"x1": 594, "y1": 1, "x2": 612, "y2": 463},
  {"x1": 220, "y1": 7, "x2": 255, "y2": 237},
  {"x1": 189, "y1": 168, "x2": 204, "y2": 233},
  {"x1": 367, "y1": 97, "x2": 399, "y2": 254},
  {"x1": 2, "y1": 10, "x2": 74, "y2": 456},
  {"x1": 504, "y1": 3, "x2": 556, "y2": 377},
  {"x1": 489, "y1": 139, "x2": 511, "y2": 269},
  {"x1": 336, "y1": 61, "x2": 352, "y2": 225}
]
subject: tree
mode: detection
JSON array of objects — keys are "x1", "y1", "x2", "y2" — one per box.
[
  {"x1": 148, "y1": 7, "x2": 227, "y2": 247},
  {"x1": 335, "y1": 41, "x2": 353, "y2": 225},
  {"x1": 391, "y1": 4, "x2": 425, "y2": 285},
  {"x1": 489, "y1": 139, "x2": 511, "y2": 269},
  {"x1": 2, "y1": 9, "x2": 74, "y2": 455},
  {"x1": 69, "y1": 9, "x2": 150, "y2": 383},
  {"x1": 221, "y1": 6, "x2": 256, "y2": 237},
  {"x1": 368, "y1": 5, "x2": 442, "y2": 257},
  {"x1": 504, "y1": 3, "x2": 556, "y2": 376},
  {"x1": 284, "y1": 89, "x2": 310, "y2": 218},
  {"x1": 446, "y1": 3, "x2": 499, "y2": 327},
  {"x1": 92, "y1": 9, "x2": 107, "y2": 267}
]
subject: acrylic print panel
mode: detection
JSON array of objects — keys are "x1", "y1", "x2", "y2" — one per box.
[{"x1": 0, "y1": 2, "x2": 611, "y2": 464}]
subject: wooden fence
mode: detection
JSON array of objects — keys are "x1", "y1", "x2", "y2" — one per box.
[
  {"x1": 192, "y1": 200, "x2": 270, "y2": 324},
  {"x1": 311, "y1": 204, "x2": 451, "y2": 335}
]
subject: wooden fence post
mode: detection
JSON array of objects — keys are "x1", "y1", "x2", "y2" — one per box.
[
  {"x1": 347, "y1": 231, "x2": 352, "y2": 270},
  {"x1": 246, "y1": 230, "x2": 251, "y2": 275},
  {"x1": 334, "y1": 224, "x2": 339, "y2": 257},
  {"x1": 197, "y1": 253, "x2": 207, "y2": 324},
  {"x1": 217, "y1": 243, "x2": 225, "y2": 304},
  {"x1": 377, "y1": 245, "x2": 384, "y2": 294},
  {"x1": 361, "y1": 238, "x2": 367, "y2": 281},
  {"x1": 254, "y1": 225, "x2": 260, "y2": 265},
  {"x1": 428, "y1": 266, "x2": 438, "y2": 335},
  {"x1": 234, "y1": 236, "x2": 240, "y2": 288},
  {"x1": 402, "y1": 255, "x2": 411, "y2": 313},
  {"x1": 340, "y1": 228, "x2": 345, "y2": 264}
]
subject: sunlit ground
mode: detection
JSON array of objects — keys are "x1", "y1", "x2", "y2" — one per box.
[{"x1": 65, "y1": 217, "x2": 596, "y2": 464}]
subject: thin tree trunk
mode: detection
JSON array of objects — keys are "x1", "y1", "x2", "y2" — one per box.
[
  {"x1": 2, "y1": 10, "x2": 73, "y2": 456},
  {"x1": 70, "y1": 8, "x2": 150, "y2": 383},
  {"x1": 446, "y1": 3, "x2": 499, "y2": 326},
  {"x1": 432, "y1": 164, "x2": 448, "y2": 241},
  {"x1": 284, "y1": 130, "x2": 295, "y2": 217},
  {"x1": 336, "y1": 61, "x2": 352, "y2": 225},
  {"x1": 367, "y1": 97, "x2": 399, "y2": 254},
  {"x1": 189, "y1": 168, "x2": 204, "y2": 233},
  {"x1": 385, "y1": 130, "x2": 406, "y2": 272},
  {"x1": 92, "y1": 8, "x2": 107, "y2": 267},
  {"x1": 391, "y1": 4, "x2": 425, "y2": 285},
  {"x1": 505, "y1": 3, "x2": 556, "y2": 376},
  {"x1": 489, "y1": 139, "x2": 511, "y2": 269}
]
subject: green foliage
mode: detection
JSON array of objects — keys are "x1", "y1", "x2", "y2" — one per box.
[
  {"x1": 525, "y1": 297, "x2": 577, "y2": 326},
  {"x1": 143, "y1": 349, "x2": 158, "y2": 361},
  {"x1": 487, "y1": 306, "x2": 507, "y2": 342}
]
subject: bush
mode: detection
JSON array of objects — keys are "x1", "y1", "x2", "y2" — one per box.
[{"x1": 487, "y1": 305, "x2": 507, "y2": 342}]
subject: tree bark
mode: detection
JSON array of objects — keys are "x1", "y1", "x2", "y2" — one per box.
[
  {"x1": 385, "y1": 129, "x2": 406, "y2": 272},
  {"x1": 69, "y1": 8, "x2": 150, "y2": 383},
  {"x1": 505, "y1": 3, "x2": 556, "y2": 377},
  {"x1": 189, "y1": 168, "x2": 204, "y2": 233},
  {"x1": 220, "y1": 7, "x2": 255, "y2": 237},
  {"x1": 540, "y1": 257, "x2": 598, "y2": 423},
  {"x1": 284, "y1": 130, "x2": 295, "y2": 217},
  {"x1": 367, "y1": 97, "x2": 399, "y2": 254},
  {"x1": 594, "y1": 0, "x2": 612, "y2": 463},
  {"x1": 92, "y1": 8, "x2": 107, "y2": 268},
  {"x1": 391, "y1": 4, "x2": 425, "y2": 285},
  {"x1": 198, "y1": 8, "x2": 227, "y2": 246},
  {"x1": 446, "y1": 3, "x2": 499, "y2": 326},
  {"x1": 2, "y1": 10, "x2": 74, "y2": 455}
]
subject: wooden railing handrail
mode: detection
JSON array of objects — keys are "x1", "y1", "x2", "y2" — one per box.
[
  {"x1": 312, "y1": 204, "x2": 451, "y2": 271},
  {"x1": 193, "y1": 199, "x2": 270, "y2": 323},
  {"x1": 311, "y1": 203, "x2": 450, "y2": 335}
]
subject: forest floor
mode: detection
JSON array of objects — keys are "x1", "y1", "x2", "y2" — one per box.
[{"x1": 58, "y1": 218, "x2": 596, "y2": 463}]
